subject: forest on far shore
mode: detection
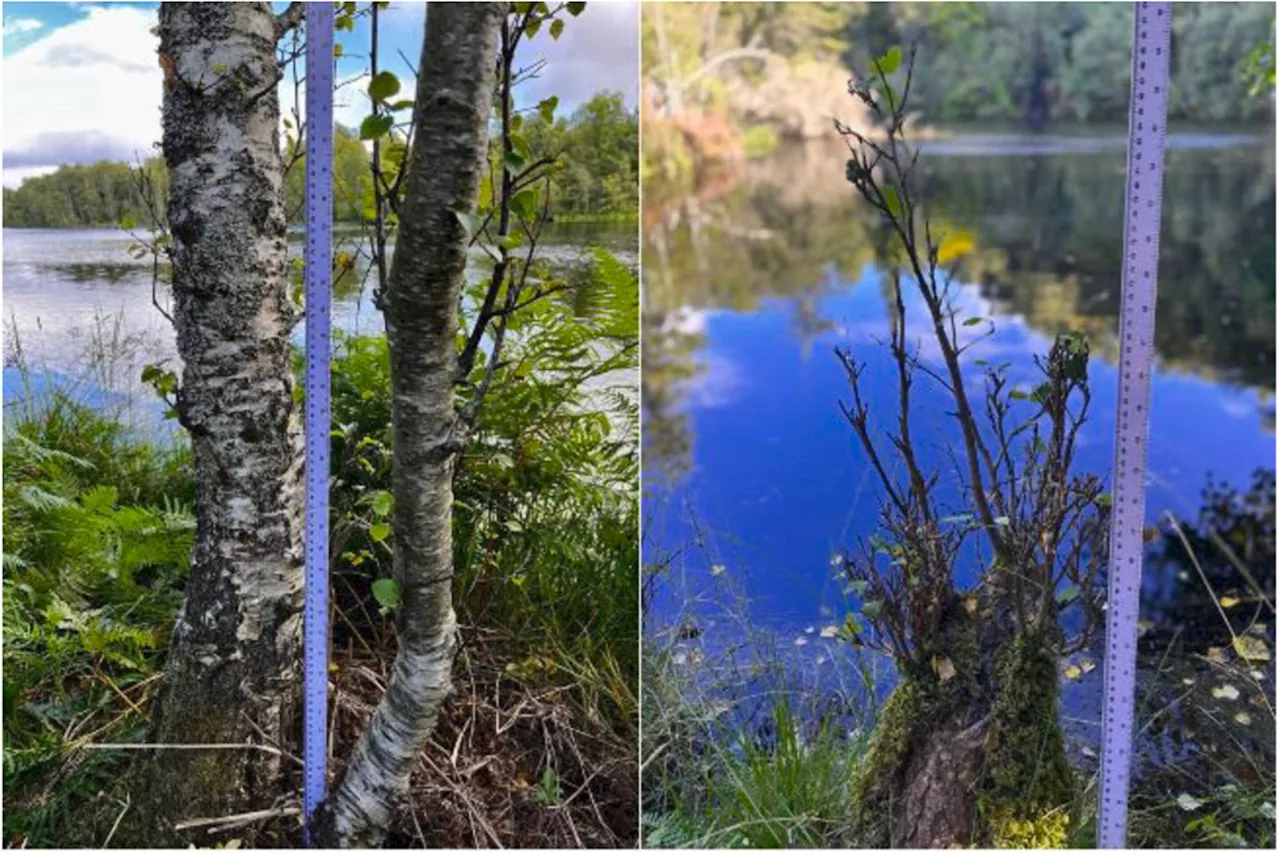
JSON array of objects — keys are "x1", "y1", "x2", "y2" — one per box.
[{"x1": 2, "y1": 91, "x2": 638, "y2": 229}]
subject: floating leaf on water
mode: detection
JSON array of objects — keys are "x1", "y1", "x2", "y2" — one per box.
[
  {"x1": 1056, "y1": 584, "x2": 1080, "y2": 606},
  {"x1": 794, "y1": 637, "x2": 809, "y2": 647},
  {"x1": 1064, "y1": 664, "x2": 1083, "y2": 680},
  {"x1": 820, "y1": 625, "x2": 840, "y2": 639},
  {"x1": 830, "y1": 553, "x2": 843, "y2": 568},
  {"x1": 1211, "y1": 684, "x2": 1240, "y2": 701},
  {"x1": 805, "y1": 625, "x2": 815, "y2": 634},
  {"x1": 1081, "y1": 745, "x2": 1097, "y2": 758},
  {"x1": 1177, "y1": 793, "x2": 1204, "y2": 812},
  {"x1": 1220, "y1": 595, "x2": 1241, "y2": 609},
  {"x1": 710, "y1": 564, "x2": 726, "y2": 577},
  {"x1": 1137, "y1": 619, "x2": 1154, "y2": 636},
  {"x1": 1206, "y1": 646, "x2": 1229, "y2": 663},
  {"x1": 1232, "y1": 635, "x2": 1271, "y2": 662},
  {"x1": 1079, "y1": 657, "x2": 1096, "y2": 674},
  {"x1": 933, "y1": 656, "x2": 956, "y2": 681},
  {"x1": 1234, "y1": 711, "x2": 1253, "y2": 726}
]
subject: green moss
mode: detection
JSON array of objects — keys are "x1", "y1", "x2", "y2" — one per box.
[
  {"x1": 849, "y1": 597, "x2": 980, "y2": 845},
  {"x1": 979, "y1": 634, "x2": 1076, "y2": 848}
]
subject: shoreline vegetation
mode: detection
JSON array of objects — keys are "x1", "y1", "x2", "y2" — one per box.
[{"x1": 640, "y1": 2, "x2": 1274, "y2": 849}]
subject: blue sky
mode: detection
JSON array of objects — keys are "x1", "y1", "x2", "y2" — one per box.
[{"x1": 2, "y1": 1, "x2": 638, "y2": 187}]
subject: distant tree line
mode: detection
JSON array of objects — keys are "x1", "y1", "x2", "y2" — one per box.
[
  {"x1": 2, "y1": 160, "x2": 166, "y2": 229},
  {"x1": 845, "y1": 1, "x2": 1275, "y2": 126},
  {"x1": 3, "y1": 91, "x2": 638, "y2": 228},
  {"x1": 643, "y1": 2, "x2": 1274, "y2": 133}
]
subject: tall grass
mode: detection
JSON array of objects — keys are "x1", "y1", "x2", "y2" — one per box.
[{"x1": 641, "y1": 496, "x2": 878, "y2": 848}]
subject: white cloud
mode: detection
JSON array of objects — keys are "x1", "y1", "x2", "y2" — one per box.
[
  {"x1": 3, "y1": 5, "x2": 161, "y2": 187},
  {"x1": 3, "y1": 18, "x2": 44, "y2": 38}
]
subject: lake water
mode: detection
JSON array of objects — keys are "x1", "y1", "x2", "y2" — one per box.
[
  {"x1": 642, "y1": 129, "x2": 1276, "y2": 757},
  {"x1": 2, "y1": 221, "x2": 637, "y2": 424}
]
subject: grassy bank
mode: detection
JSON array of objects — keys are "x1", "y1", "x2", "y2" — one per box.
[
  {"x1": 640, "y1": 492, "x2": 1276, "y2": 849},
  {"x1": 3, "y1": 249, "x2": 639, "y2": 846}
]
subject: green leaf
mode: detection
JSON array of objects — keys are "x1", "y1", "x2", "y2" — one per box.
[
  {"x1": 511, "y1": 188, "x2": 538, "y2": 219},
  {"x1": 993, "y1": 516, "x2": 1011, "y2": 527},
  {"x1": 387, "y1": 99, "x2": 414, "y2": 112},
  {"x1": 119, "y1": 215, "x2": 136, "y2": 230},
  {"x1": 1056, "y1": 584, "x2": 1080, "y2": 605},
  {"x1": 371, "y1": 578, "x2": 400, "y2": 611},
  {"x1": 550, "y1": 18, "x2": 565, "y2": 40},
  {"x1": 369, "y1": 490, "x2": 393, "y2": 518},
  {"x1": 538, "y1": 95, "x2": 559, "y2": 124},
  {"x1": 862, "y1": 600, "x2": 883, "y2": 619},
  {"x1": 524, "y1": 17, "x2": 541, "y2": 38},
  {"x1": 963, "y1": 317, "x2": 983, "y2": 327},
  {"x1": 369, "y1": 523, "x2": 391, "y2": 543},
  {"x1": 878, "y1": 46, "x2": 902, "y2": 75},
  {"x1": 453, "y1": 210, "x2": 481, "y2": 236},
  {"x1": 368, "y1": 71, "x2": 401, "y2": 103},
  {"x1": 359, "y1": 114, "x2": 394, "y2": 141},
  {"x1": 567, "y1": 1, "x2": 585, "y2": 15},
  {"x1": 882, "y1": 186, "x2": 902, "y2": 218},
  {"x1": 504, "y1": 150, "x2": 526, "y2": 172}
]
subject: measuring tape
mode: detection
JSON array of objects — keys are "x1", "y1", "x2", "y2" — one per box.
[
  {"x1": 1098, "y1": 2, "x2": 1172, "y2": 847},
  {"x1": 302, "y1": 1, "x2": 334, "y2": 844}
]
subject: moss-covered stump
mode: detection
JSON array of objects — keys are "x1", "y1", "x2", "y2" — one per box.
[
  {"x1": 848, "y1": 597, "x2": 984, "y2": 847},
  {"x1": 848, "y1": 615, "x2": 1077, "y2": 849},
  {"x1": 979, "y1": 634, "x2": 1076, "y2": 849}
]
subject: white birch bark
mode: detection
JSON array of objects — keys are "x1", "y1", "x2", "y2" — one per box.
[
  {"x1": 314, "y1": 3, "x2": 504, "y2": 847},
  {"x1": 129, "y1": 3, "x2": 303, "y2": 844}
]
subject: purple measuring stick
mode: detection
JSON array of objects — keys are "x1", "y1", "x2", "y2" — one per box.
[
  {"x1": 1097, "y1": 2, "x2": 1172, "y2": 847},
  {"x1": 303, "y1": 0, "x2": 334, "y2": 844}
]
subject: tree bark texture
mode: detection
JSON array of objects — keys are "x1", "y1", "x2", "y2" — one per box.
[
  {"x1": 127, "y1": 3, "x2": 303, "y2": 844},
  {"x1": 314, "y1": 3, "x2": 503, "y2": 846}
]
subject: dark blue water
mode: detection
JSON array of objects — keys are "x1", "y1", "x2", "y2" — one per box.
[
  {"x1": 642, "y1": 130, "x2": 1276, "y2": 740},
  {"x1": 646, "y1": 270, "x2": 1273, "y2": 635}
]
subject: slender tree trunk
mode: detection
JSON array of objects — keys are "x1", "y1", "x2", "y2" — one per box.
[
  {"x1": 314, "y1": 4, "x2": 503, "y2": 846},
  {"x1": 124, "y1": 3, "x2": 303, "y2": 844}
]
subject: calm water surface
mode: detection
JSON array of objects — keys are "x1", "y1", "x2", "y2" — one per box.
[
  {"x1": 2, "y1": 221, "x2": 637, "y2": 418},
  {"x1": 643, "y1": 129, "x2": 1276, "y2": 756}
]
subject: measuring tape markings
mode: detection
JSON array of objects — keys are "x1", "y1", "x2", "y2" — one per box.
[
  {"x1": 302, "y1": 1, "x2": 335, "y2": 844},
  {"x1": 1097, "y1": 2, "x2": 1173, "y2": 848}
]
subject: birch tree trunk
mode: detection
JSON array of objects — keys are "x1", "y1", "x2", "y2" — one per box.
[
  {"x1": 126, "y1": 3, "x2": 303, "y2": 844},
  {"x1": 314, "y1": 3, "x2": 503, "y2": 846}
]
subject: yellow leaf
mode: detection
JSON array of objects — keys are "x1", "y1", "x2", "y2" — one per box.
[
  {"x1": 933, "y1": 656, "x2": 956, "y2": 681},
  {"x1": 1064, "y1": 664, "x2": 1083, "y2": 680},
  {"x1": 963, "y1": 596, "x2": 979, "y2": 616},
  {"x1": 1235, "y1": 711, "x2": 1253, "y2": 726},
  {"x1": 936, "y1": 230, "x2": 975, "y2": 265},
  {"x1": 1220, "y1": 596, "x2": 1241, "y2": 609},
  {"x1": 1212, "y1": 683, "x2": 1240, "y2": 701},
  {"x1": 1232, "y1": 635, "x2": 1271, "y2": 662}
]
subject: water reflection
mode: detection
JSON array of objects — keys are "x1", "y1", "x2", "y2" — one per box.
[{"x1": 644, "y1": 132, "x2": 1276, "y2": 487}]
